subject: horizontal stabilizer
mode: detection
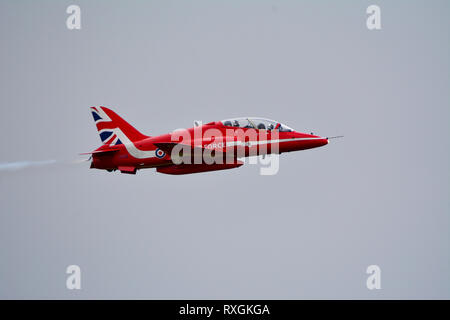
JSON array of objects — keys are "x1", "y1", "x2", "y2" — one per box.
[{"x1": 80, "y1": 148, "x2": 120, "y2": 155}]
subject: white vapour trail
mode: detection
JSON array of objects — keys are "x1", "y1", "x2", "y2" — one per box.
[
  {"x1": 0, "y1": 160, "x2": 58, "y2": 172},
  {"x1": 0, "y1": 156, "x2": 90, "y2": 173}
]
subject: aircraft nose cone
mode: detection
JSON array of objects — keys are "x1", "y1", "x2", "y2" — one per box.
[{"x1": 319, "y1": 137, "x2": 329, "y2": 146}]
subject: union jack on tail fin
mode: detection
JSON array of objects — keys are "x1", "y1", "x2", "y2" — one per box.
[{"x1": 90, "y1": 107, "x2": 148, "y2": 146}]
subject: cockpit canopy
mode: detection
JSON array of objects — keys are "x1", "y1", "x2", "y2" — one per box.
[{"x1": 221, "y1": 117, "x2": 294, "y2": 132}]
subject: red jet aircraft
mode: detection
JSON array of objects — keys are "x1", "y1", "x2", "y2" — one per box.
[{"x1": 85, "y1": 107, "x2": 332, "y2": 175}]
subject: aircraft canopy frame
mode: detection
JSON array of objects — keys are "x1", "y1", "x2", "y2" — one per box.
[{"x1": 220, "y1": 117, "x2": 294, "y2": 132}]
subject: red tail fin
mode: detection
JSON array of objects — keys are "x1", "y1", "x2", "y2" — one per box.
[{"x1": 90, "y1": 106, "x2": 148, "y2": 145}]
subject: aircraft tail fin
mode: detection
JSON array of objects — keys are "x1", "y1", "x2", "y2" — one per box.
[{"x1": 90, "y1": 106, "x2": 149, "y2": 146}]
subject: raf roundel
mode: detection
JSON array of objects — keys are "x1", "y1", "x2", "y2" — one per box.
[{"x1": 155, "y1": 148, "x2": 166, "y2": 159}]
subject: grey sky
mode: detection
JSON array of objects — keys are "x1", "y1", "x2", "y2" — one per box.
[{"x1": 0, "y1": 0, "x2": 449, "y2": 299}]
